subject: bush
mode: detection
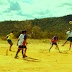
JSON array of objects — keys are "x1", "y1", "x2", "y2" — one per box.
[{"x1": 31, "y1": 26, "x2": 42, "y2": 39}]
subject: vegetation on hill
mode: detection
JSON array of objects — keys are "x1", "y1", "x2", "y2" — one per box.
[{"x1": 0, "y1": 14, "x2": 72, "y2": 39}]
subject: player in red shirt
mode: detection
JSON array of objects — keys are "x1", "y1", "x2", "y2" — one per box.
[
  {"x1": 23, "y1": 30, "x2": 28, "y2": 58},
  {"x1": 49, "y1": 34, "x2": 61, "y2": 53}
]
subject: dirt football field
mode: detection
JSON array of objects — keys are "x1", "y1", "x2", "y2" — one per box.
[{"x1": 0, "y1": 39, "x2": 72, "y2": 72}]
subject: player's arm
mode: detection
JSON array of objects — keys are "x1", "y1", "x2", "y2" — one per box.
[
  {"x1": 50, "y1": 39, "x2": 52, "y2": 44},
  {"x1": 56, "y1": 37, "x2": 60, "y2": 42},
  {"x1": 17, "y1": 39, "x2": 20, "y2": 46},
  {"x1": 54, "y1": 37, "x2": 60, "y2": 42},
  {"x1": 23, "y1": 39, "x2": 28, "y2": 45},
  {"x1": 66, "y1": 31, "x2": 70, "y2": 35},
  {"x1": 4, "y1": 34, "x2": 10, "y2": 39},
  {"x1": 12, "y1": 35, "x2": 17, "y2": 39},
  {"x1": 57, "y1": 40, "x2": 60, "y2": 42},
  {"x1": 17, "y1": 35, "x2": 21, "y2": 46},
  {"x1": 24, "y1": 35, "x2": 28, "y2": 45}
]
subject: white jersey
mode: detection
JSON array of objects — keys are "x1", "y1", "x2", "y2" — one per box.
[
  {"x1": 66, "y1": 30, "x2": 72, "y2": 37},
  {"x1": 18, "y1": 34, "x2": 24, "y2": 46}
]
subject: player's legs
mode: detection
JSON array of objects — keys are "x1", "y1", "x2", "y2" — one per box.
[
  {"x1": 56, "y1": 45, "x2": 61, "y2": 53},
  {"x1": 23, "y1": 46, "x2": 27, "y2": 58},
  {"x1": 68, "y1": 37, "x2": 72, "y2": 50},
  {"x1": 49, "y1": 43, "x2": 53, "y2": 52},
  {"x1": 7, "y1": 39, "x2": 13, "y2": 51},
  {"x1": 62, "y1": 40, "x2": 67, "y2": 46},
  {"x1": 69, "y1": 42, "x2": 72, "y2": 50},
  {"x1": 15, "y1": 48, "x2": 21, "y2": 58},
  {"x1": 9, "y1": 42, "x2": 13, "y2": 51},
  {"x1": 24, "y1": 48, "x2": 27, "y2": 56},
  {"x1": 22, "y1": 49, "x2": 24, "y2": 57}
]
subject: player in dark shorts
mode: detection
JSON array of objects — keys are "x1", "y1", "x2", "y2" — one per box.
[
  {"x1": 15, "y1": 30, "x2": 28, "y2": 58},
  {"x1": 62, "y1": 28, "x2": 72, "y2": 50},
  {"x1": 15, "y1": 31, "x2": 25, "y2": 58}
]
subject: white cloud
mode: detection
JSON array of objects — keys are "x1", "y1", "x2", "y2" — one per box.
[{"x1": 0, "y1": 0, "x2": 72, "y2": 21}]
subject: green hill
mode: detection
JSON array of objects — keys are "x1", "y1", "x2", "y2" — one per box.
[{"x1": 0, "y1": 14, "x2": 72, "y2": 39}]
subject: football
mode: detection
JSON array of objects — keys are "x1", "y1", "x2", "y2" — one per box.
[{"x1": 69, "y1": 21, "x2": 72, "y2": 24}]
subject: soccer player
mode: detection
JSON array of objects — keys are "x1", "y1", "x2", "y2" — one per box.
[
  {"x1": 23, "y1": 30, "x2": 28, "y2": 58},
  {"x1": 15, "y1": 30, "x2": 28, "y2": 58},
  {"x1": 62, "y1": 28, "x2": 72, "y2": 50},
  {"x1": 62, "y1": 30, "x2": 68, "y2": 46},
  {"x1": 7, "y1": 31, "x2": 14, "y2": 51},
  {"x1": 49, "y1": 34, "x2": 61, "y2": 53},
  {"x1": 15, "y1": 31, "x2": 25, "y2": 58}
]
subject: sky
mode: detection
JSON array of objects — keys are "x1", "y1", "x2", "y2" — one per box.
[{"x1": 0, "y1": 0, "x2": 72, "y2": 21}]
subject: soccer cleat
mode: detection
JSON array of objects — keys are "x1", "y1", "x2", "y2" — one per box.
[
  {"x1": 24, "y1": 55, "x2": 27, "y2": 57},
  {"x1": 23, "y1": 56, "x2": 25, "y2": 58},
  {"x1": 69, "y1": 48, "x2": 71, "y2": 50},
  {"x1": 49, "y1": 49, "x2": 50, "y2": 52},
  {"x1": 9, "y1": 49, "x2": 11, "y2": 51},
  {"x1": 55, "y1": 47, "x2": 58, "y2": 50},
  {"x1": 23, "y1": 55, "x2": 27, "y2": 58},
  {"x1": 62, "y1": 45, "x2": 64, "y2": 46},
  {"x1": 14, "y1": 55, "x2": 18, "y2": 58},
  {"x1": 59, "y1": 51, "x2": 61, "y2": 53}
]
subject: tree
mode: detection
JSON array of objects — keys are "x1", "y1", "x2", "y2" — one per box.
[{"x1": 31, "y1": 26, "x2": 42, "y2": 39}]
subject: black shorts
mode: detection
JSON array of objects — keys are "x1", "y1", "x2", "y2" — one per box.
[
  {"x1": 18, "y1": 46, "x2": 27, "y2": 48},
  {"x1": 67, "y1": 37, "x2": 72, "y2": 42}
]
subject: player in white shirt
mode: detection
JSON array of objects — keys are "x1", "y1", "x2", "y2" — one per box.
[
  {"x1": 62, "y1": 28, "x2": 72, "y2": 50},
  {"x1": 15, "y1": 31, "x2": 25, "y2": 58}
]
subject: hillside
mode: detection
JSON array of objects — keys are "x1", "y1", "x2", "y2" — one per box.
[
  {"x1": 31, "y1": 15, "x2": 72, "y2": 32},
  {"x1": 0, "y1": 14, "x2": 72, "y2": 39}
]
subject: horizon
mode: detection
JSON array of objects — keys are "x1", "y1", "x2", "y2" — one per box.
[{"x1": 0, "y1": 14, "x2": 72, "y2": 22}]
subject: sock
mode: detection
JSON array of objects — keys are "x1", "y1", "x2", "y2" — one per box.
[
  {"x1": 22, "y1": 50, "x2": 24, "y2": 56},
  {"x1": 15, "y1": 51, "x2": 18, "y2": 56}
]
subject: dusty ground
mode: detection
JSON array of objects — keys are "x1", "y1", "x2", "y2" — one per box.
[{"x1": 0, "y1": 39, "x2": 72, "y2": 72}]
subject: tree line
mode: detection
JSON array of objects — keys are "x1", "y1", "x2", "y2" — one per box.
[{"x1": 0, "y1": 14, "x2": 72, "y2": 39}]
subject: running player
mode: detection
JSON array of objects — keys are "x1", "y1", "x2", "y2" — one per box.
[
  {"x1": 23, "y1": 30, "x2": 28, "y2": 58},
  {"x1": 62, "y1": 28, "x2": 72, "y2": 50},
  {"x1": 15, "y1": 30, "x2": 28, "y2": 58},
  {"x1": 49, "y1": 34, "x2": 61, "y2": 53},
  {"x1": 7, "y1": 31, "x2": 14, "y2": 51},
  {"x1": 15, "y1": 31, "x2": 25, "y2": 58}
]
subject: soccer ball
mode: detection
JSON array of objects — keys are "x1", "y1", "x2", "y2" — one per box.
[{"x1": 69, "y1": 21, "x2": 72, "y2": 24}]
